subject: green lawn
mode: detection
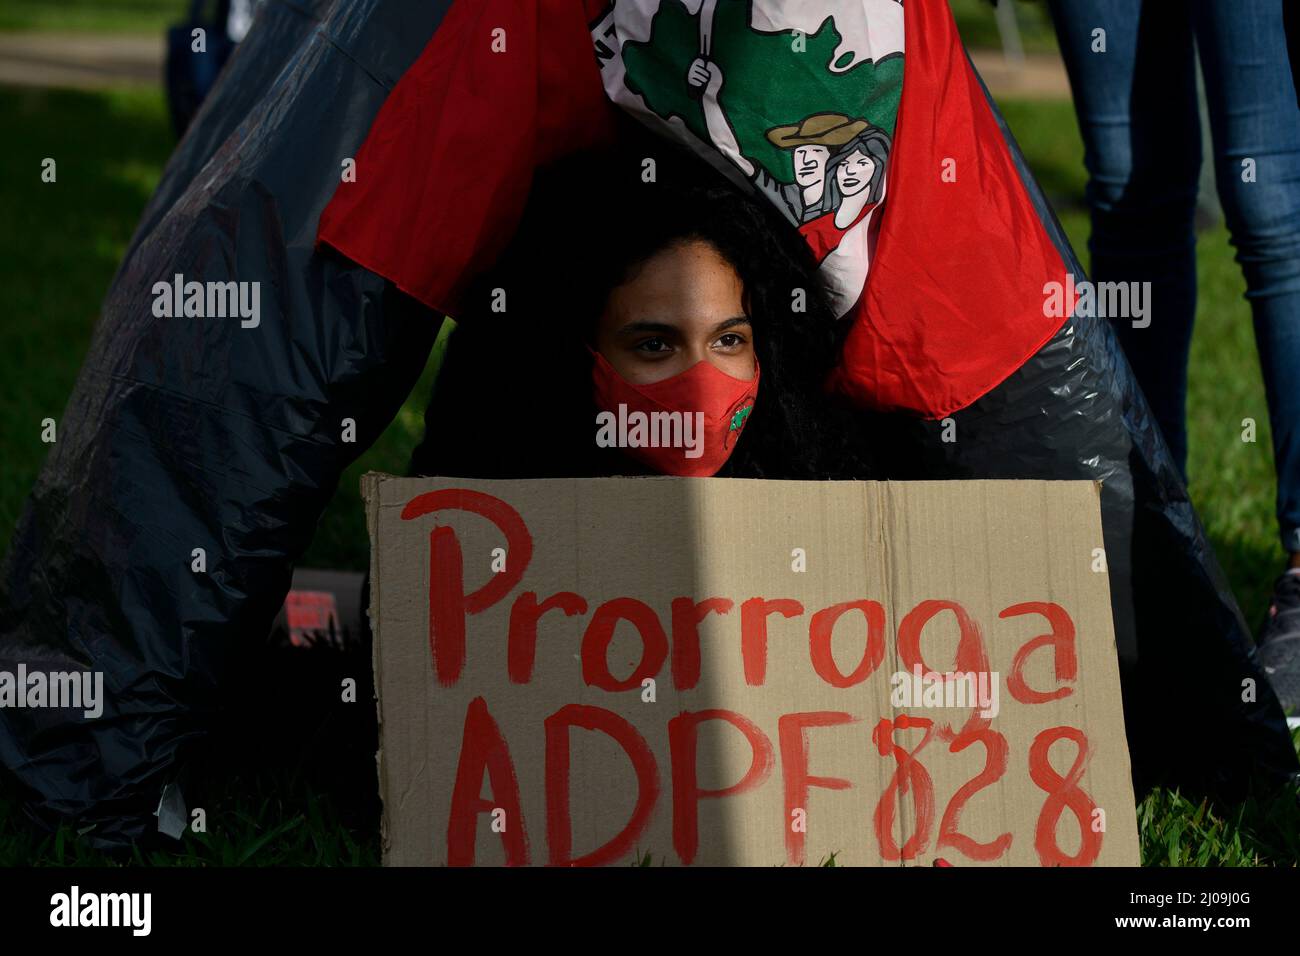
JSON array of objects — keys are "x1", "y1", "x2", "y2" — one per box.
[
  {"x1": 1, "y1": 82, "x2": 1297, "y2": 866},
  {"x1": 0, "y1": 0, "x2": 181, "y2": 34},
  {"x1": 948, "y1": 0, "x2": 1061, "y2": 56}
]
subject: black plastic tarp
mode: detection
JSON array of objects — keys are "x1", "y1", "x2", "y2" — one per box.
[
  {"x1": 0, "y1": 0, "x2": 447, "y2": 845},
  {"x1": 139, "y1": 0, "x2": 337, "y2": 257}
]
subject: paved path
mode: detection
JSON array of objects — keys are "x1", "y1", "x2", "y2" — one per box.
[
  {"x1": 0, "y1": 31, "x2": 1070, "y2": 98},
  {"x1": 970, "y1": 49, "x2": 1071, "y2": 100},
  {"x1": 0, "y1": 33, "x2": 163, "y2": 90}
]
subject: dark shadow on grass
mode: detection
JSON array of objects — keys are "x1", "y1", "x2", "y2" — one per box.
[{"x1": 0, "y1": 85, "x2": 172, "y2": 551}]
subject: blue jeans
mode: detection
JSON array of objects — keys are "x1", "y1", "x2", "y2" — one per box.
[{"x1": 1048, "y1": 0, "x2": 1300, "y2": 554}]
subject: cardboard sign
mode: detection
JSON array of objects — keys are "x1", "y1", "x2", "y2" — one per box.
[{"x1": 364, "y1": 475, "x2": 1139, "y2": 866}]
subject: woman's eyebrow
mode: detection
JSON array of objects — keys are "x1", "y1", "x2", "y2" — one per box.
[
  {"x1": 616, "y1": 320, "x2": 678, "y2": 336},
  {"x1": 616, "y1": 316, "x2": 751, "y2": 336},
  {"x1": 710, "y1": 316, "x2": 752, "y2": 334}
]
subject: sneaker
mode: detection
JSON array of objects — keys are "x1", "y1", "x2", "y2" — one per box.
[{"x1": 1258, "y1": 571, "x2": 1300, "y2": 729}]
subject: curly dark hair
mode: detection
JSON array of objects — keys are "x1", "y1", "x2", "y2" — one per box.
[{"x1": 409, "y1": 125, "x2": 873, "y2": 481}]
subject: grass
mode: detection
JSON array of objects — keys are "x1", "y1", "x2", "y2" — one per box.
[
  {"x1": 5, "y1": 776, "x2": 379, "y2": 867},
  {"x1": 2, "y1": 74, "x2": 1298, "y2": 866},
  {"x1": 0, "y1": 86, "x2": 174, "y2": 540},
  {"x1": 0, "y1": 0, "x2": 181, "y2": 34},
  {"x1": 947, "y1": 0, "x2": 1060, "y2": 56}
]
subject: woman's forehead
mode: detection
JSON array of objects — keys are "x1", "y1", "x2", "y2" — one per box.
[{"x1": 600, "y1": 242, "x2": 746, "y2": 333}]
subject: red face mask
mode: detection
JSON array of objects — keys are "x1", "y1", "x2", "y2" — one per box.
[{"x1": 591, "y1": 350, "x2": 759, "y2": 477}]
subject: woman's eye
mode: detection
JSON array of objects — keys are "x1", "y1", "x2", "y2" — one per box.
[
  {"x1": 635, "y1": 337, "x2": 672, "y2": 354},
  {"x1": 714, "y1": 333, "x2": 747, "y2": 349}
]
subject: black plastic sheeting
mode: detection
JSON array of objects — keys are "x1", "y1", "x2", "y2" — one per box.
[
  {"x1": 136, "y1": 0, "x2": 337, "y2": 258},
  {"x1": 0, "y1": 0, "x2": 1294, "y2": 848},
  {"x1": 0, "y1": 0, "x2": 448, "y2": 845}
]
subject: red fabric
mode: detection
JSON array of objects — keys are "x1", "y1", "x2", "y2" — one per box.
[
  {"x1": 799, "y1": 201, "x2": 879, "y2": 266},
  {"x1": 319, "y1": 0, "x2": 1067, "y2": 420},
  {"x1": 316, "y1": 0, "x2": 617, "y2": 314},
  {"x1": 827, "y1": 0, "x2": 1067, "y2": 417}
]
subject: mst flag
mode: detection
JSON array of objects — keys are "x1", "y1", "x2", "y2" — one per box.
[{"x1": 319, "y1": 0, "x2": 1066, "y2": 417}]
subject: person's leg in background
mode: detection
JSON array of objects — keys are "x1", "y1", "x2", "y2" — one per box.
[
  {"x1": 1196, "y1": 0, "x2": 1300, "y2": 716},
  {"x1": 1047, "y1": 0, "x2": 1201, "y2": 473}
]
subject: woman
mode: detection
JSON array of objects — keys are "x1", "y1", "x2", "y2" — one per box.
[
  {"x1": 409, "y1": 135, "x2": 873, "y2": 483},
  {"x1": 799, "y1": 126, "x2": 892, "y2": 267}
]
